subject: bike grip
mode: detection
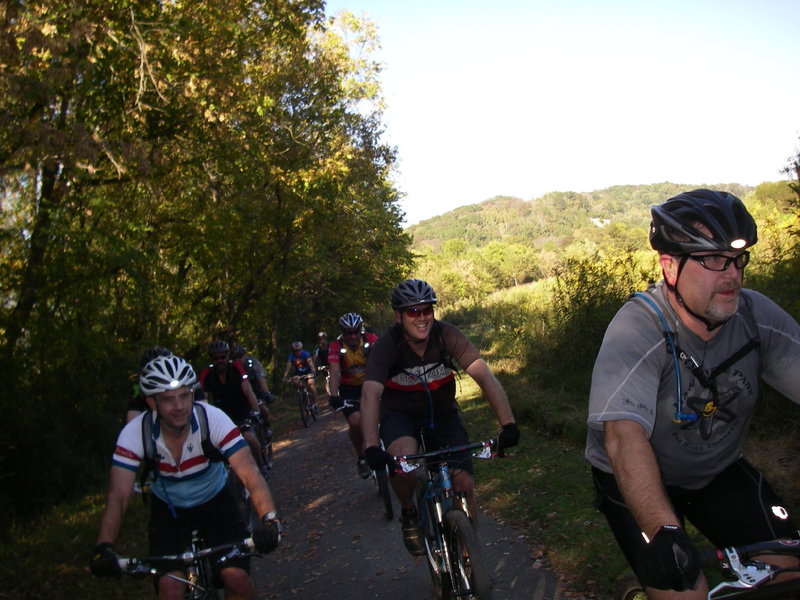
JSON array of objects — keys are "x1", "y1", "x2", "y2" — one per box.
[
  {"x1": 698, "y1": 547, "x2": 724, "y2": 568},
  {"x1": 116, "y1": 557, "x2": 131, "y2": 572}
]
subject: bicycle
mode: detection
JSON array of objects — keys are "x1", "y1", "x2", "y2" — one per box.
[
  {"x1": 393, "y1": 436, "x2": 497, "y2": 600},
  {"x1": 225, "y1": 413, "x2": 273, "y2": 532},
  {"x1": 615, "y1": 539, "x2": 800, "y2": 600},
  {"x1": 290, "y1": 374, "x2": 318, "y2": 427},
  {"x1": 117, "y1": 530, "x2": 259, "y2": 600},
  {"x1": 335, "y1": 398, "x2": 394, "y2": 521}
]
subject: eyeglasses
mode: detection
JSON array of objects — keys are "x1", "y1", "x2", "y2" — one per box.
[
  {"x1": 343, "y1": 329, "x2": 361, "y2": 335},
  {"x1": 683, "y1": 251, "x2": 750, "y2": 272},
  {"x1": 404, "y1": 306, "x2": 434, "y2": 318},
  {"x1": 211, "y1": 354, "x2": 228, "y2": 361}
]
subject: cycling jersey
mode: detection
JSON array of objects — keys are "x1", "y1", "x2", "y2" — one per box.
[
  {"x1": 286, "y1": 349, "x2": 313, "y2": 375},
  {"x1": 112, "y1": 404, "x2": 247, "y2": 508},
  {"x1": 365, "y1": 321, "x2": 479, "y2": 418},
  {"x1": 586, "y1": 282, "x2": 800, "y2": 489},
  {"x1": 328, "y1": 332, "x2": 378, "y2": 387},
  {"x1": 313, "y1": 344, "x2": 330, "y2": 367},
  {"x1": 199, "y1": 361, "x2": 252, "y2": 423}
]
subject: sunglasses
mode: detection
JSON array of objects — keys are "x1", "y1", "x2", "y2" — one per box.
[
  {"x1": 683, "y1": 251, "x2": 750, "y2": 272},
  {"x1": 211, "y1": 354, "x2": 228, "y2": 361},
  {"x1": 343, "y1": 329, "x2": 361, "y2": 335},
  {"x1": 404, "y1": 306, "x2": 434, "y2": 318}
]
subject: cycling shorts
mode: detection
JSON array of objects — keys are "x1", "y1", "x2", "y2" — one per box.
[
  {"x1": 592, "y1": 457, "x2": 797, "y2": 577},
  {"x1": 339, "y1": 384, "x2": 362, "y2": 418},
  {"x1": 148, "y1": 485, "x2": 250, "y2": 583},
  {"x1": 380, "y1": 408, "x2": 473, "y2": 475}
]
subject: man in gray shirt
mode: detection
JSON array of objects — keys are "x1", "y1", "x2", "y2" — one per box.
[{"x1": 586, "y1": 189, "x2": 800, "y2": 599}]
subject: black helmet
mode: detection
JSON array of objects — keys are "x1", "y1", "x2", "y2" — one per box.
[
  {"x1": 208, "y1": 340, "x2": 229, "y2": 355},
  {"x1": 649, "y1": 189, "x2": 757, "y2": 255},
  {"x1": 139, "y1": 346, "x2": 172, "y2": 370},
  {"x1": 391, "y1": 279, "x2": 437, "y2": 310},
  {"x1": 140, "y1": 355, "x2": 197, "y2": 396}
]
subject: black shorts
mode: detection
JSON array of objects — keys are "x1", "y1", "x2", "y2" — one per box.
[
  {"x1": 339, "y1": 384, "x2": 362, "y2": 417},
  {"x1": 380, "y1": 408, "x2": 473, "y2": 475},
  {"x1": 148, "y1": 485, "x2": 251, "y2": 581},
  {"x1": 592, "y1": 458, "x2": 797, "y2": 576}
]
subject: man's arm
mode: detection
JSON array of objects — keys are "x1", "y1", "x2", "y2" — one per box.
[
  {"x1": 228, "y1": 447, "x2": 278, "y2": 518},
  {"x1": 95, "y1": 466, "x2": 136, "y2": 545},
  {"x1": 604, "y1": 419, "x2": 680, "y2": 539},
  {"x1": 328, "y1": 360, "x2": 342, "y2": 397},
  {"x1": 360, "y1": 379, "x2": 384, "y2": 449},
  {"x1": 464, "y1": 358, "x2": 515, "y2": 426}
]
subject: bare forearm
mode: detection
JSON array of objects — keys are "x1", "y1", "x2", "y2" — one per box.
[
  {"x1": 465, "y1": 359, "x2": 515, "y2": 425},
  {"x1": 605, "y1": 420, "x2": 679, "y2": 539},
  {"x1": 360, "y1": 381, "x2": 382, "y2": 448}
]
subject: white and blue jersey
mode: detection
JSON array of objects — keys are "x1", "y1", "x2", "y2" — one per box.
[{"x1": 113, "y1": 403, "x2": 248, "y2": 508}]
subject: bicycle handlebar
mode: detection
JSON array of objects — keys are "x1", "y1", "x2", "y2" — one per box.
[
  {"x1": 703, "y1": 539, "x2": 800, "y2": 598},
  {"x1": 117, "y1": 537, "x2": 258, "y2": 575},
  {"x1": 392, "y1": 439, "x2": 496, "y2": 473}
]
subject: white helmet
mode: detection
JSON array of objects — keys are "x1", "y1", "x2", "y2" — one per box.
[{"x1": 140, "y1": 355, "x2": 197, "y2": 396}]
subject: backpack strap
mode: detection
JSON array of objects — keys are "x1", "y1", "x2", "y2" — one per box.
[
  {"x1": 194, "y1": 402, "x2": 226, "y2": 463},
  {"x1": 139, "y1": 410, "x2": 157, "y2": 496}
]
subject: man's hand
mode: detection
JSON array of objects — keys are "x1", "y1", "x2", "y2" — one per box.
[
  {"x1": 635, "y1": 525, "x2": 701, "y2": 591},
  {"x1": 364, "y1": 445, "x2": 391, "y2": 471},
  {"x1": 253, "y1": 514, "x2": 281, "y2": 554},
  {"x1": 328, "y1": 395, "x2": 343, "y2": 410},
  {"x1": 497, "y1": 423, "x2": 520, "y2": 455},
  {"x1": 90, "y1": 542, "x2": 122, "y2": 578}
]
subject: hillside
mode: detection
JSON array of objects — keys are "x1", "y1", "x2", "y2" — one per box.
[{"x1": 407, "y1": 182, "x2": 755, "y2": 250}]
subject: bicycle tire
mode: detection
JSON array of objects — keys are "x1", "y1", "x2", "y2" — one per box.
[
  {"x1": 374, "y1": 466, "x2": 394, "y2": 520},
  {"x1": 298, "y1": 389, "x2": 310, "y2": 427},
  {"x1": 443, "y1": 509, "x2": 492, "y2": 600},
  {"x1": 226, "y1": 470, "x2": 255, "y2": 534},
  {"x1": 613, "y1": 572, "x2": 645, "y2": 600},
  {"x1": 257, "y1": 420, "x2": 273, "y2": 471}
]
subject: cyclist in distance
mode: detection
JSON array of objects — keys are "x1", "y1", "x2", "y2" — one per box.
[
  {"x1": 327, "y1": 313, "x2": 379, "y2": 479},
  {"x1": 360, "y1": 278, "x2": 520, "y2": 556},
  {"x1": 90, "y1": 355, "x2": 281, "y2": 599},
  {"x1": 586, "y1": 189, "x2": 800, "y2": 599},
  {"x1": 232, "y1": 344, "x2": 275, "y2": 406},
  {"x1": 282, "y1": 340, "x2": 318, "y2": 406},
  {"x1": 200, "y1": 340, "x2": 271, "y2": 478},
  {"x1": 312, "y1": 331, "x2": 331, "y2": 395}
]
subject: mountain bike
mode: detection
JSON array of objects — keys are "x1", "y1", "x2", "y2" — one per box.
[
  {"x1": 335, "y1": 398, "x2": 393, "y2": 521},
  {"x1": 615, "y1": 539, "x2": 800, "y2": 600},
  {"x1": 393, "y1": 437, "x2": 497, "y2": 600},
  {"x1": 291, "y1": 374, "x2": 318, "y2": 427},
  {"x1": 117, "y1": 530, "x2": 259, "y2": 600}
]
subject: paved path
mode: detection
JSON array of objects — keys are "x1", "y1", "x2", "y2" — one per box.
[{"x1": 252, "y1": 402, "x2": 580, "y2": 600}]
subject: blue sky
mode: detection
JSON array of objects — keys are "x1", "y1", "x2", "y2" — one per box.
[{"x1": 323, "y1": 0, "x2": 800, "y2": 225}]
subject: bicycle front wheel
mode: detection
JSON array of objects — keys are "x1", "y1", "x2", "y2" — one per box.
[
  {"x1": 196, "y1": 555, "x2": 224, "y2": 600},
  {"x1": 298, "y1": 390, "x2": 310, "y2": 427},
  {"x1": 443, "y1": 509, "x2": 492, "y2": 600},
  {"x1": 308, "y1": 393, "x2": 317, "y2": 422}
]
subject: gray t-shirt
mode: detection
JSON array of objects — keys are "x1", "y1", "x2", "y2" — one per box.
[{"x1": 586, "y1": 281, "x2": 800, "y2": 489}]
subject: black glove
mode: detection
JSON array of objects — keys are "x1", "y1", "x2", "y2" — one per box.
[
  {"x1": 90, "y1": 542, "x2": 122, "y2": 578},
  {"x1": 497, "y1": 423, "x2": 520, "y2": 455},
  {"x1": 253, "y1": 514, "x2": 281, "y2": 554},
  {"x1": 635, "y1": 525, "x2": 701, "y2": 591},
  {"x1": 328, "y1": 395, "x2": 344, "y2": 410},
  {"x1": 364, "y1": 445, "x2": 391, "y2": 471}
]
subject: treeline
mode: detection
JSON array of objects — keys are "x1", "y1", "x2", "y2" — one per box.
[{"x1": 0, "y1": 1, "x2": 412, "y2": 527}]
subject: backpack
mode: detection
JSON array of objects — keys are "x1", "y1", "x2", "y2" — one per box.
[
  {"x1": 139, "y1": 401, "x2": 225, "y2": 490},
  {"x1": 632, "y1": 286, "x2": 760, "y2": 423}
]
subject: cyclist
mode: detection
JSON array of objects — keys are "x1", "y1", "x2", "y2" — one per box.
[
  {"x1": 90, "y1": 355, "x2": 281, "y2": 599},
  {"x1": 232, "y1": 344, "x2": 275, "y2": 406},
  {"x1": 586, "y1": 189, "x2": 800, "y2": 599},
  {"x1": 282, "y1": 341, "x2": 318, "y2": 406},
  {"x1": 360, "y1": 278, "x2": 520, "y2": 556},
  {"x1": 312, "y1": 331, "x2": 331, "y2": 394},
  {"x1": 327, "y1": 313, "x2": 378, "y2": 479},
  {"x1": 126, "y1": 345, "x2": 172, "y2": 422},
  {"x1": 200, "y1": 340, "x2": 271, "y2": 478}
]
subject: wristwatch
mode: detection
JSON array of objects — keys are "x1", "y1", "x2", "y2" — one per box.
[{"x1": 264, "y1": 511, "x2": 278, "y2": 521}]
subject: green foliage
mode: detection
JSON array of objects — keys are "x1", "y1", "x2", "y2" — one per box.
[{"x1": 0, "y1": 1, "x2": 411, "y2": 526}]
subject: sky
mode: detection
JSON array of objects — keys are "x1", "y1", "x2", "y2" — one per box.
[{"x1": 323, "y1": 0, "x2": 800, "y2": 226}]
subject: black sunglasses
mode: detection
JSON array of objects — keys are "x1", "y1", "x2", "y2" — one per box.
[
  {"x1": 404, "y1": 306, "x2": 434, "y2": 317},
  {"x1": 683, "y1": 251, "x2": 750, "y2": 272}
]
